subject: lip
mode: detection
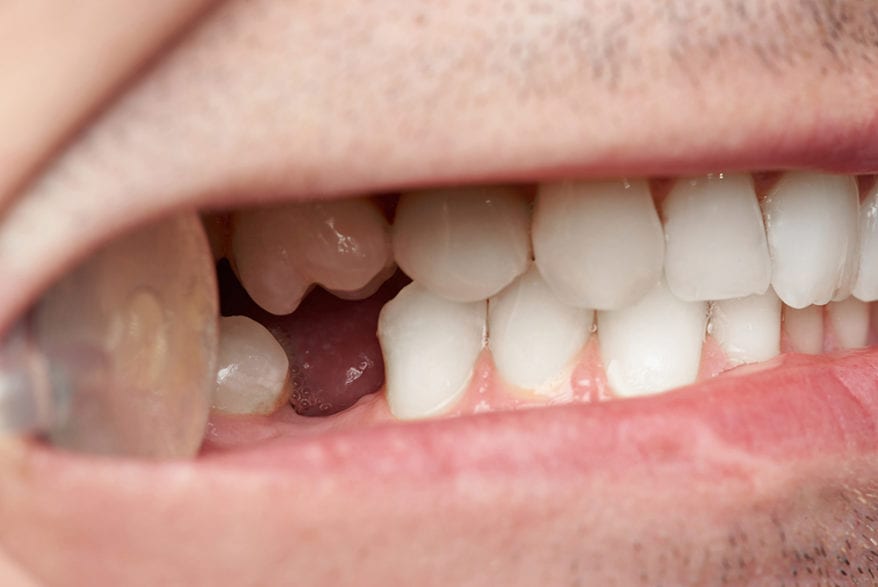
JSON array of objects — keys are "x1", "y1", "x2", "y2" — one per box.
[
  {"x1": 3, "y1": 350, "x2": 878, "y2": 584},
  {"x1": 4, "y1": 0, "x2": 878, "y2": 583}
]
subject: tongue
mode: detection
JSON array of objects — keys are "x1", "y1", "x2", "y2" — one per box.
[{"x1": 217, "y1": 260, "x2": 410, "y2": 416}]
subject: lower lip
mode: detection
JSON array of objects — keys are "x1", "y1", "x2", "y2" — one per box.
[{"x1": 3, "y1": 349, "x2": 878, "y2": 584}]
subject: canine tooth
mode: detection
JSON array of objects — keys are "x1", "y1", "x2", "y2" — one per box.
[
  {"x1": 763, "y1": 173, "x2": 859, "y2": 308},
  {"x1": 378, "y1": 283, "x2": 486, "y2": 419},
  {"x1": 783, "y1": 305, "x2": 823, "y2": 354},
  {"x1": 534, "y1": 179, "x2": 664, "y2": 310},
  {"x1": 231, "y1": 207, "x2": 312, "y2": 315},
  {"x1": 853, "y1": 183, "x2": 878, "y2": 301},
  {"x1": 392, "y1": 187, "x2": 530, "y2": 302},
  {"x1": 488, "y1": 265, "x2": 593, "y2": 391},
  {"x1": 709, "y1": 291, "x2": 781, "y2": 366},
  {"x1": 598, "y1": 281, "x2": 706, "y2": 398},
  {"x1": 827, "y1": 297, "x2": 869, "y2": 349},
  {"x1": 212, "y1": 316, "x2": 291, "y2": 415},
  {"x1": 662, "y1": 174, "x2": 771, "y2": 301}
]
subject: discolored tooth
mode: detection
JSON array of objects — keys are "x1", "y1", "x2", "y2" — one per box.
[
  {"x1": 709, "y1": 291, "x2": 781, "y2": 366},
  {"x1": 853, "y1": 182, "x2": 878, "y2": 301},
  {"x1": 783, "y1": 305, "x2": 823, "y2": 355},
  {"x1": 212, "y1": 316, "x2": 291, "y2": 415},
  {"x1": 598, "y1": 281, "x2": 706, "y2": 398},
  {"x1": 488, "y1": 265, "x2": 593, "y2": 391},
  {"x1": 533, "y1": 180, "x2": 664, "y2": 310},
  {"x1": 231, "y1": 207, "x2": 312, "y2": 315},
  {"x1": 33, "y1": 213, "x2": 218, "y2": 458},
  {"x1": 231, "y1": 198, "x2": 392, "y2": 315},
  {"x1": 662, "y1": 174, "x2": 771, "y2": 301},
  {"x1": 827, "y1": 297, "x2": 869, "y2": 349},
  {"x1": 292, "y1": 199, "x2": 393, "y2": 295},
  {"x1": 378, "y1": 283, "x2": 486, "y2": 419},
  {"x1": 392, "y1": 187, "x2": 531, "y2": 302},
  {"x1": 763, "y1": 173, "x2": 859, "y2": 308}
]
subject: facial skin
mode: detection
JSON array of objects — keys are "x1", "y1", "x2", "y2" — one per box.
[{"x1": 3, "y1": 1, "x2": 878, "y2": 585}]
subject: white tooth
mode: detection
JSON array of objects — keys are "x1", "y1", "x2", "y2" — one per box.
[
  {"x1": 662, "y1": 174, "x2": 771, "y2": 301},
  {"x1": 783, "y1": 305, "x2": 823, "y2": 355},
  {"x1": 231, "y1": 206, "x2": 312, "y2": 315},
  {"x1": 392, "y1": 187, "x2": 531, "y2": 302},
  {"x1": 292, "y1": 199, "x2": 393, "y2": 295},
  {"x1": 763, "y1": 172, "x2": 859, "y2": 308},
  {"x1": 827, "y1": 297, "x2": 869, "y2": 349},
  {"x1": 597, "y1": 281, "x2": 706, "y2": 398},
  {"x1": 378, "y1": 283, "x2": 486, "y2": 419},
  {"x1": 488, "y1": 265, "x2": 593, "y2": 391},
  {"x1": 212, "y1": 316, "x2": 291, "y2": 415},
  {"x1": 533, "y1": 179, "x2": 664, "y2": 310},
  {"x1": 708, "y1": 291, "x2": 781, "y2": 366},
  {"x1": 853, "y1": 182, "x2": 878, "y2": 301}
]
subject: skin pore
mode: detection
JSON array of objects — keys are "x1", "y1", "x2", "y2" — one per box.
[{"x1": 3, "y1": 0, "x2": 878, "y2": 584}]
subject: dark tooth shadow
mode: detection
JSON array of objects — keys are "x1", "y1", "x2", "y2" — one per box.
[{"x1": 216, "y1": 259, "x2": 410, "y2": 417}]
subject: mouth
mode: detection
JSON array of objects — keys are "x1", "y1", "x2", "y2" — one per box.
[{"x1": 4, "y1": 0, "x2": 878, "y2": 585}]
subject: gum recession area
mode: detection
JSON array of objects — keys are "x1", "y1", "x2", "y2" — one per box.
[{"x1": 4, "y1": 351, "x2": 878, "y2": 584}]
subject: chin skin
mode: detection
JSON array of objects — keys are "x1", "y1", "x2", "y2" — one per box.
[{"x1": 3, "y1": 0, "x2": 878, "y2": 585}]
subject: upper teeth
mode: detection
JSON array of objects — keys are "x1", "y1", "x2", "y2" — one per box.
[{"x1": 224, "y1": 171, "x2": 875, "y2": 420}]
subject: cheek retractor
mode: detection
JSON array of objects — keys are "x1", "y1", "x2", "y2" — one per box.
[{"x1": 0, "y1": 213, "x2": 219, "y2": 459}]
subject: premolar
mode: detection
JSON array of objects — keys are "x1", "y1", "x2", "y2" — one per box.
[
  {"x1": 231, "y1": 198, "x2": 392, "y2": 315},
  {"x1": 533, "y1": 180, "x2": 664, "y2": 310},
  {"x1": 212, "y1": 316, "x2": 291, "y2": 415}
]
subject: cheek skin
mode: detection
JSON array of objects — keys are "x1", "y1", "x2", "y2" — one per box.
[{"x1": 0, "y1": 0, "x2": 214, "y2": 207}]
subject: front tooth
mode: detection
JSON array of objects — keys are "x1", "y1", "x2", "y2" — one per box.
[
  {"x1": 231, "y1": 206, "x2": 312, "y2": 315},
  {"x1": 597, "y1": 281, "x2": 706, "y2": 398},
  {"x1": 827, "y1": 297, "x2": 869, "y2": 349},
  {"x1": 378, "y1": 283, "x2": 486, "y2": 419},
  {"x1": 212, "y1": 316, "x2": 291, "y2": 415},
  {"x1": 783, "y1": 305, "x2": 823, "y2": 355},
  {"x1": 392, "y1": 187, "x2": 531, "y2": 302},
  {"x1": 708, "y1": 291, "x2": 781, "y2": 366},
  {"x1": 763, "y1": 172, "x2": 859, "y2": 308},
  {"x1": 488, "y1": 265, "x2": 593, "y2": 391},
  {"x1": 853, "y1": 182, "x2": 878, "y2": 301},
  {"x1": 662, "y1": 174, "x2": 771, "y2": 301},
  {"x1": 533, "y1": 179, "x2": 664, "y2": 310}
]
